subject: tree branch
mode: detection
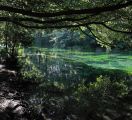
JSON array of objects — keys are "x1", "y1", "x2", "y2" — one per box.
[
  {"x1": 0, "y1": 17, "x2": 132, "y2": 34},
  {"x1": 100, "y1": 23, "x2": 132, "y2": 34},
  {"x1": 0, "y1": 1, "x2": 132, "y2": 18},
  {"x1": 86, "y1": 26, "x2": 112, "y2": 46},
  {"x1": 0, "y1": 16, "x2": 89, "y2": 25},
  {"x1": 0, "y1": 18, "x2": 101, "y2": 29},
  {"x1": 79, "y1": 26, "x2": 95, "y2": 40}
]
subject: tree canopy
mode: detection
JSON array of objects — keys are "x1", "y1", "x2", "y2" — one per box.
[{"x1": 0, "y1": 0, "x2": 132, "y2": 34}]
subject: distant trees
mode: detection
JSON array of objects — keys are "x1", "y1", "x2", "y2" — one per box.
[
  {"x1": 0, "y1": 22, "x2": 33, "y2": 56},
  {"x1": 34, "y1": 28, "x2": 131, "y2": 51},
  {"x1": 34, "y1": 29, "x2": 100, "y2": 51}
]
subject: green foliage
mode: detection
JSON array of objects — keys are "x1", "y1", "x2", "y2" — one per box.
[
  {"x1": 90, "y1": 76, "x2": 128, "y2": 97},
  {"x1": 90, "y1": 24, "x2": 132, "y2": 51},
  {"x1": 0, "y1": 48, "x2": 7, "y2": 59},
  {"x1": 21, "y1": 69, "x2": 43, "y2": 82},
  {"x1": 75, "y1": 75, "x2": 128, "y2": 99},
  {"x1": 0, "y1": 22, "x2": 34, "y2": 56},
  {"x1": 0, "y1": 21, "x2": 34, "y2": 70},
  {"x1": 72, "y1": 75, "x2": 128, "y2": 116},
  {"x1": 0, "y1": 0, "x2": 127, "y2": 12},
  {"x1": 20, "y1": 57, "x2": 44, "y2": 82},
  {"x1": 31, "y1": 75, "x2": 130, "y2": 119}
]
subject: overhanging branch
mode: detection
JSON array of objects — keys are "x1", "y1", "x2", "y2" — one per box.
[
  {"x1": 0, "y1": 1, "x2": 132, "y2": 18},
  {"x1": 0, "y1": 16, "x2": 89, "y2": 25},
  {"x1": 86, "y1": 26, "x2": 113, "y2": 46},
  {"x1": 0, "y1": 17, "x2": 132, "y2": 34},
  {"x1": 100, "y1": 23, "x2": 132, "y2": 34},
  {"x1": 0, "y1": 18, "x2": 102, "y2": 29}
]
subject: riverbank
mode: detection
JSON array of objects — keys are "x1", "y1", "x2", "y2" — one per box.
[{"x1": 0, "y1": 64, "x2": 39, "y2": 120}]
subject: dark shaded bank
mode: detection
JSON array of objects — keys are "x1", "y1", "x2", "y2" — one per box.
[
  {"x1": 0, "y1": 68, "x2": 37, "y2": 120},
  {"x1": 0, "y1": 64, "x2": 132, "y2": 120},
  {"x1": 0, "y1": 64, "x2": 41, "y2": 120}
]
